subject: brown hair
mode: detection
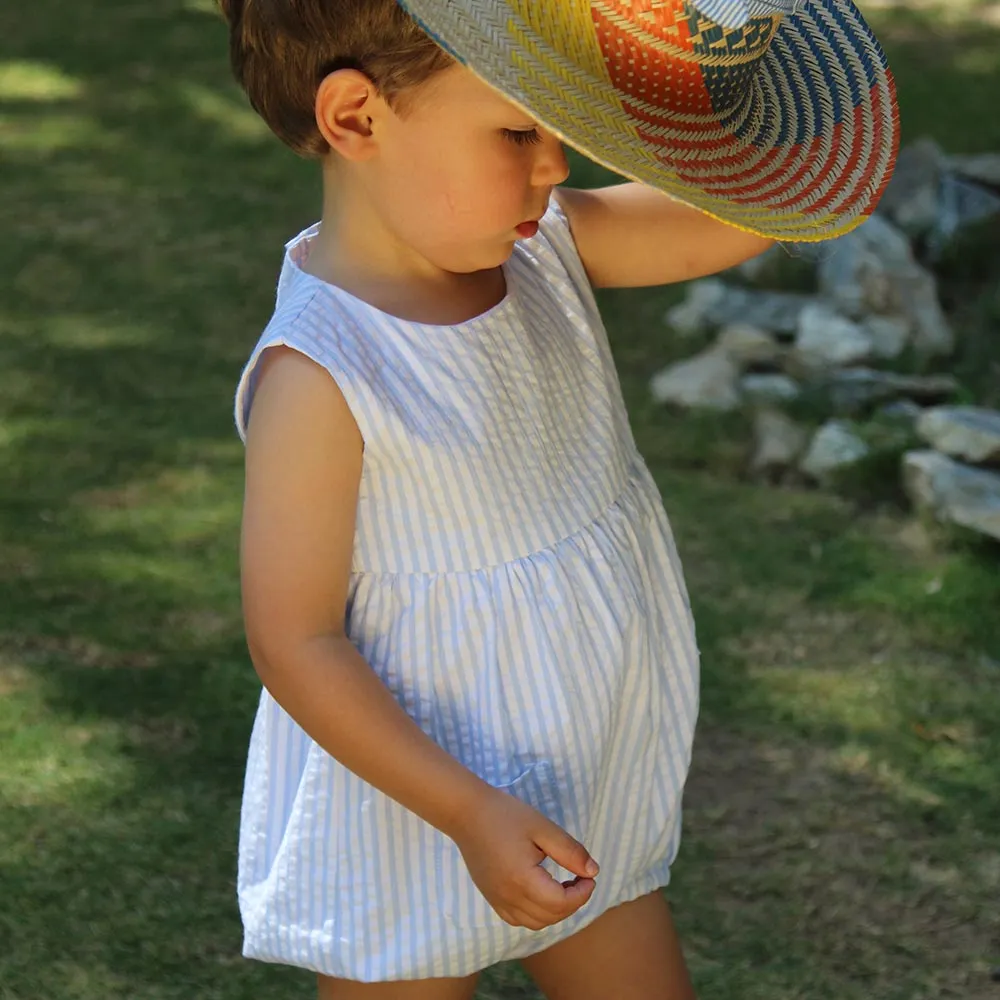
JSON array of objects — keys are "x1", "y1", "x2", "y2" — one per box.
[{"x1": 218, "y1": 0, "x2": 454, "y2": 158}]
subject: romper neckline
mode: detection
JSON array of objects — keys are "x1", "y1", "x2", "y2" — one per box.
[{"x1": 284, "y1": 223, "x2": 521, "y2": 332}]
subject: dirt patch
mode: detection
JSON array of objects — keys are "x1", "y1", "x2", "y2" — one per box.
[
  {"x1": 683, "y1": 725, "x2": 998, "y2": 998},
  {"x1": 0, "y1": 659, "x2": 33, "y2": 697},
  {"x1": 0, "y1": 631, "x2": 158, "y2": 670}
]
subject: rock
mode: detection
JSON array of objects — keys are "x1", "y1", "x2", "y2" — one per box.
[
  {"x1": 664, "y1": 278, "x2": 728, "y2": 336},
  {"x1": 716, "y1": 323, "x2": 781, "y2": 368},
  {"x1": 929, "y1": 170, "x2": 1000, "y2": 253},
  {"x1": 793, "y1": 303, "x2": 873, "y2": 370},
  {"x1": 863, "y1": 314, "x2": 911, "y2": 359},
  {"x1": 903, "y1": 450, "x2": 1000, "y2": 542},
  {"x1": 817, "y1": 214, "x2": 955, "y2": 357},
  {"x1": 650, "y1": 347, "x2": 742, "y2": 411},
  {"x1": 880, "y1": 139, "x2": 943, "y2": 224},
  {"x1": 752, "y1": 408, "x2": 809, "y2": 473},
  {"x1": 907, "y1": 273, "x2": 956, "y2": 356},
  {"x1": 878, "y1": 137, "x2": 947, "y2": 238},
  {"x1": 720, "y1": 290, "x2": 815, "y2": 338},
  {"x1": 916, "y1": 406, "x2": 1000, "y2": 465},
  {"x1": 949, "y1": 152, "x2": 1000, "y2": 189},
  {"x1": 878, "y1": 399, "x2": 924, "y2": 425},
  {"x1": 741, "y1": 373, "x2": 801, "y2": 404},
  {"x1": 817, "y1": 215, "x2": 918, "y2": 315},
  {"x1": 800, "y1": 421, "x2": 870, "y2": 482},
  {"x1": 667, "y1": 284, "x2": 813, "y2": 338},
  {"x1": 823, "y1": 368, "x2": 959, "y2": 416}
]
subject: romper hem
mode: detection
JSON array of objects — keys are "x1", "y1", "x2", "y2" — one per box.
[{"x1": 242, "y1": 866, "x2": 675, "y2": 982}]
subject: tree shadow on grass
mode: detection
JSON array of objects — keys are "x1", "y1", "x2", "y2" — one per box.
[{"x1": 1, "y1": 1, "x2": 998, "y2": 997}]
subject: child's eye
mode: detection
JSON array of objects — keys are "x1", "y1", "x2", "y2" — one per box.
[{"x1": 501, "y1": 128, "x2": 542, "y2": 147}]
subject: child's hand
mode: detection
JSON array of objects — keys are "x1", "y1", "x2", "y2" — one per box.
[{"x1": 453, "y1": 785, "x2": 599, "y2": 930}]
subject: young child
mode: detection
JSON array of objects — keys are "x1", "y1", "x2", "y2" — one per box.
[{"x1": 221, "y1": 1, "x2": 897, "y2": 997}]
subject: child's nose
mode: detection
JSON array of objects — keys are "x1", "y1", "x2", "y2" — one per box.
[{"x1": 534, "y1": 136, "x2": 571, "y2": 186}]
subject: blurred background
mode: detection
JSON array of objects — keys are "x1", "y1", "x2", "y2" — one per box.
[{"x1": 1, "y1": 1, "x2": 998, "y2": 997}]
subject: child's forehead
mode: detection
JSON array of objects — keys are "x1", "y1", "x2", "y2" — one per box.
[{"x1": 420, "y1": 64, "x2": 534, "y2": 121}]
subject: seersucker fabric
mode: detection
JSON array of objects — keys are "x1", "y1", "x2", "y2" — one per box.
[{"x1": 233, "y1": 197, "x2": 700, "y2": 981}]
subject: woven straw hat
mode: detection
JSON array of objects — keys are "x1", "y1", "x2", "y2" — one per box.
[{"x1": 397, "y1": 0, "x2": 899, "y2": 242}]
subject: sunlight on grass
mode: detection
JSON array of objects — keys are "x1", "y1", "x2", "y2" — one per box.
[
  {"x1": 72, "y1": 467, "x2": 241, "y2": 546},
  {"x1": 0, "y1": 113, "x2": 108, "y2": 153},
  {"x1": 177, "y1": 82, "x2": 271, "y2": 142},
  {"x1": 0, "y1": 682, "x2": 130, "y2": 807},
  {"x1": 0, "y1": 60, "x2": 82, "y2": 101},
  {"x1": 750, "y1": 664, "x2": 892, "y2": 733},
  {"x1": 39, "y1": 316, "x2": 158, "y2": 350},
  {"x1": 834, "y1": 746, "x2": 944, "y2": 808}
]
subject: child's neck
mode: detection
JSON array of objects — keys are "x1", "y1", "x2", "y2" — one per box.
[{"x1": 301, "y1": 174, "x2": 507, "y2": 326}]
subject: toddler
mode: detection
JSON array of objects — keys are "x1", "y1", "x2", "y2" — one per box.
[{"x1": 220, "y1": 0, "x2": 896, "y2": 996}]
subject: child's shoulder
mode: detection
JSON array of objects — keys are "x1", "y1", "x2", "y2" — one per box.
[{"x1": 517, "y1": 193, "x2": 597, "y2": 305}]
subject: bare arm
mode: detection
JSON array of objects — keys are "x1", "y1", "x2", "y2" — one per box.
[
  {"x1": 240, "y1": 347, "x2": 490, "y2": 841},
  {"x1": 554, "y1": 183, "x2": 774, "y2": 289}
]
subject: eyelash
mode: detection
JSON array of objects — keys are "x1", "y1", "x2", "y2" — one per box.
[{"x1": 502, "y1": 128, "x2": 542, "y2": 147}]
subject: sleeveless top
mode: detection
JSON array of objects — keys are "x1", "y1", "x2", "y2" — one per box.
[{"x1": 233, "y1": 197, "x2": 700, "y2": 982}]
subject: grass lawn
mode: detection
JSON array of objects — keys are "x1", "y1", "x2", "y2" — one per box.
[{"x1": 2, "y1": 2, "x2": 999, "y2": 998}]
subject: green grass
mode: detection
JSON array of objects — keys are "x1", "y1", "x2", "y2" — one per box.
[{"x1": 1, "y1": 2, "x2": 999, "y2": 998}]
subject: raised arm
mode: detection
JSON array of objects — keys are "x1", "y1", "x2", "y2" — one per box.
[{"x1": 554, "y1": 182, "x2": 774, "y2": 289}]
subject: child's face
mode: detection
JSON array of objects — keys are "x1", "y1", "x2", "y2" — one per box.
[{"x1": 364, "y1": 65, "x2": 571, "y2": 273}]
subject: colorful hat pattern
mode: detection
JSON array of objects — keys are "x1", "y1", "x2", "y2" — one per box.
[{"x1": 398, "y1": 0, "x2": 900, "y2": 241}]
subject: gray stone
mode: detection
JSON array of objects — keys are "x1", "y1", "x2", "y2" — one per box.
[
  {"x1": 818, "y1": 215, "x2": 918, "y2": 318},
  {"x1": 878, "y1": 399, "x2": 924, "y2": 425},
  {"x1": 949, "y1": 153, "x2": 1000, "y2": 189},
  {"x1": 722, "y1": 290, "x2": 816, "y2": 337},
  {"x1": 903, "y1": 450, "x2": 1000, "y2": 541},
  {"x1": 664, "y1": 279, "x2": 728, "y2": 336},
  {"x1": 929, "y1": 170, "x2": 1000, "y2": 254},
  {"x1": 800, "y1": 421, "x2": 870, "y2": 481},
  {"x1": 916, "y1": 406, "x2": 1000, "y2": 465},
  {"x1": 823, "y1": 368, "x2": 959, "y2": 416},
  {"x1": 716, "y1": 323, "x2": 782, "y2": 368},
  {"x1": 863, "y1": 314, "x2": 912, "y2": 359},
  {"x1": 878, "y1": 137, "x2": 947, "y2": 238},
  {"x1": 817, "y1": 214, "x2": 954, "y2": 356},
  {"x1": 650, "y1": 347, "x2": 742, "y2": 411},
  {"x1": 907, "y1": 274, "x2": 955, "y2": 356},
  {"x1": 667, "y1": 284, "x2": 814, "y2": 338},
  {"x1": 794, "y1": 303, "x2": 872, "y2": 370},
  {"x1": 741, "y1": 373, "x2": 801, "y2": 404},
  {"x1": 752, "y1": 408, "x2": 809, "y2": 473}
]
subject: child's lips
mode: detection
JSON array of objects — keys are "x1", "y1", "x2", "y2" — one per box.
[{"x1": 515, "y1": 220, "x2": 539, "y2": 239}]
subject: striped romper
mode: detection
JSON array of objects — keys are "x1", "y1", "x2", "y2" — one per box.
[{"x1": 233, "y1": 197, "x2": 700, "y2": 981}]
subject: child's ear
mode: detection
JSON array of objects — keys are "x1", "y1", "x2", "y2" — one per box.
[{"x1": 315, "y1": 69, "x2": 383, "y2": 161}]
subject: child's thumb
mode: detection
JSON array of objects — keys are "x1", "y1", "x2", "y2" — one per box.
[{"x1": 535, "y1": 821, "x2": 600, "y2": 880}]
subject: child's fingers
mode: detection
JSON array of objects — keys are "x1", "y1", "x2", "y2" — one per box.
[
  {"x1": 560, "y1": 874, "x2": 596, "y2": 912},
  {"x1": 522, "y1": 863, "x2": 596, "y2": 921},
  {"x1": 533, "y1": 823, "x2": 600, "y2": 880}
]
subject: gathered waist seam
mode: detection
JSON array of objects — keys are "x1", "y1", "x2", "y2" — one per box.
[{"x1": 350, "y1": 451, "x2": 653, "y2": 578}]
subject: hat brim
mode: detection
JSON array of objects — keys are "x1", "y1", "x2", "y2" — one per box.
[{"x1": 398, "y1": 0, "x2": 899, "y2": 243}]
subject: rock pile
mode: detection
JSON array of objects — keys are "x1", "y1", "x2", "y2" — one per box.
[
  {"x1": 904, "y1": 408, "x2": 1000, "y2": 542},
  {"x1": 649, "y1": 140, "x2": 1000, "y2": 543}
]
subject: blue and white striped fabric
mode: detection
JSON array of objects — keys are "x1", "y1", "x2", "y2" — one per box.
[{"x1": 233, "y1": 197, "x2": 700, "y2": 982}]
